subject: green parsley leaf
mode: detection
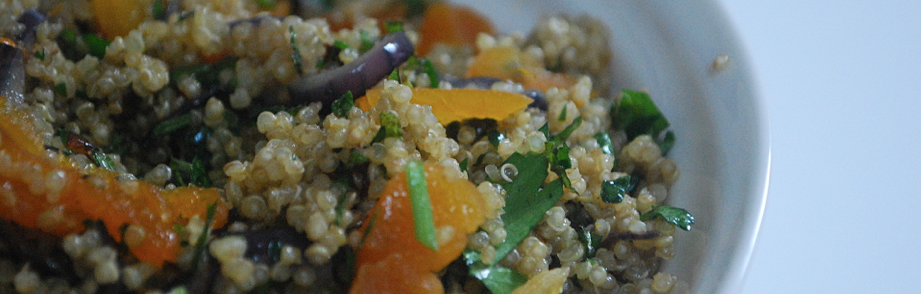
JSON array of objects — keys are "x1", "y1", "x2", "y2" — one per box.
[
  {"x1": 459, "y1": 157, "x2": 469, "y2": 174},
  {"x1": 419, "y1": 59, "x2": 438, "y2": 88},
  {"x1": 333, "y1": 40, "x2": 350, "y2": 50},
  {"x1": 32, "y1": 49, "x2": 45, "y2": 60},
  {"x1": 578, "y1": 228, "x2": 602, "y2": 258},
  {"x1": 153, "y1": 113, "x2": 193, "y2": 136},
  {"x1": 539, "y1": 122, "x2": 549, "y2": 139},
  {"x1": 190, "y1": 157, "x2": 211, "y2": 187},
  {"x1": 371, "y1": 111, "x2": 403, "y2": 144},
  {"x1": 153, "y1": 0, "x2": 166, "y2": 19},
  {"x1": 90, "y1": 152, "x2": 118, "y2": 172},
  {"x1": 289, "y1": 27, "x2": 304, "y2": 75},
  {"x1": 600, "y1": 175, "x2": 631, "y2": 204},
  {"x1": 495, "y1": 153, "x2": 564, "y2": 262},
  {"x1": 82, "y1": 34, "x2": 110, "y2": 59},
  {"x1": 388, "y1": 68, "x2": 400, "y2": 81},
  {"x1": 190, "y1": 203, "x2": 217, "y2": 273},
  {"x1": 359, "y1": 30, "x2": 375, "y2": 53},
  {"x1": 384, "y1": 20, "x2": 404, "y2": 33},
  {"x1": 346, "y1": 149, "x2": 369, "y2": 168},
  {"x1": 640, "y1": 205, "x2": 695, "y2": 231},
  {"x1": 658, "y1": 130, "x2": 676, "y2": 155},
  {"x1": 594, "y1": 132, "x2": 613, "y2": 155},
  {"x1": 464, "y1": 250, "x2": 528, "y2": 294},
  {"x1": 333, "y1": 91, "x2": 354, "y2": 117},
  {"x1": 255, "y1": 0, "x2": 277, "y2": 9},
  {"x1": 558, "y1": 104, "x2": 568, "y2": 121},
  {"x1": 53, "y1": 82, "x2": 67, "y2": 97},
  {"x1": 405, "y1": 160, "x2": 438, "y2": 251},
  {"x1": 612, "y1": 89, "x2": 670, "y2": 140}
]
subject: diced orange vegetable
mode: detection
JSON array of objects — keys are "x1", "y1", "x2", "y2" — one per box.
[
  {"x1": 0, "y1": 97, "x2": 228, "y2": 266},
  {"x1": 466, "y1": 46, "x2": 577, "y2": 96},
  {"x1": 91, "y1": 0, "x2": 148, "y2": 38},
  {"x1": 351, "y1": 162, "x2": 486, "y2": 294},
  {"x1": 357, "y1": 88, "x2": 533, "y2": 124},
  {"x1": 416, "y1": 2, "x2": 495, "y2": 55}
]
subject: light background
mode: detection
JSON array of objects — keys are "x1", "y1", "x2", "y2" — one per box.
[{"x1": 717, "y1": 1, "x2": 921, "y2": 293}]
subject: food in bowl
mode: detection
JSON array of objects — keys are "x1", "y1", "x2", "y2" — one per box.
[{"x1": 0, "y1": 0, "x2": 695, "y2": 293}]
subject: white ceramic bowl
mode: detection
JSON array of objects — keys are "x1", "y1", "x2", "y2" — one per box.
[{"x1": 453, "y1": 0, "x2": 772, "y2": 293}]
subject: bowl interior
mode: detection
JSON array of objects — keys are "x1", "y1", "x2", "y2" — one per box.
[{"x1": 452, "y1": 0, "x2": 771, "y2": 293}]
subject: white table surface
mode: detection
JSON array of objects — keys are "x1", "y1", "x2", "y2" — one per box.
[{"x1": 716, "y1": 1, "x2": 921, "y2": 293}]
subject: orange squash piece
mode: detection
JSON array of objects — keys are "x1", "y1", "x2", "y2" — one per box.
[
  {"x1": 466, "y1": 46, "x2": 576, "y2": 95},
  {"x1": 0, "y1": 97, "x2": 228, "y2": 266},
  {"x1": 91, "y1": 0, "x2": 148, "y2": 38},
  {"x1": 416, "y1": 2, "x2": 495, "y2": 55},
  {"x1": 357, "y1": 88, "x2": 532, "y2": 124},
  {"x1": 351, "y1": 162, "x2": 486, "y2": 294}
]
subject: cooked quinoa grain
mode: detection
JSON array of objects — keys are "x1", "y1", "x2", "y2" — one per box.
[{"x1": 0, "y1": 0, "x2": 694, "y2": 293}]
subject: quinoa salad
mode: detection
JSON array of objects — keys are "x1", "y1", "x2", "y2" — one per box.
[{"x1": 0, "y1": 0, "x2": 695, "y2": 293}]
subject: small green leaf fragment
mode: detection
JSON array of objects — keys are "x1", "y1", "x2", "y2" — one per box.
[
  {"x1": 539, "y1": 122, "x2": 549, "y2": 139},
  {"x1": 153, "y1": 0, "x2": 166, "y2": 19},
  {"x1": 554, "y1": 116, "x2": 582, "y2": 142},
  {"x1": 558, "y1": 104, "x2": 568, "y2": 121},
  {"x1": 594, "y1": 132, "x2": 613, "y2": 155},
  {"x1": 332, "y1": 91, "x2": 354, "y2": 117},
  {"x1": 658, "y1": 130, "x2": 676, "y2": 155},
  {"x1": 405, "y1": 160, "x2": 438, "y2": 251},
  {"x1": 388, "y1": 68, "x2": 400, "y2": 81},
  {"x1": 378, "y1": 111, "x2": 403, "y2": 139},
  {"x1": 578, "y1": 228, "x2": 602, "y2": 258},
  {"x1": 459, "y1": 157, "x2": 469, "y2": 174},
  {"x1": 640, "y1": 205, "x2": 695, "y2": 231},
  {"x1": 420, "y1": 59, "x2": 439, "y2": 88},
  {"x1": 612, "y1": 89, "x2": 670, "y2": 140},
  {"x1": 463, "y1": 250, "x2": 528, "y2": 294},
  {"x1": 600, "y1": 175, "x2": 631, "y2": 204},
  {"x1": 153, "y1": 113, "x2": 193, "y2": 136},
  {"x1": 190, "y1": 157, "x2": 211, "y2": 187},
  {"x1": 359, "y1": 30, "x2": 375, "y2": 53},
  {"x1": 384, "y1": 20, "x2": 404, "y2": 33},
  {"x1": 289, "y1": 27, "x2": 304, "y2": 75},
  {"x1": 487, "y1": 129, "x2": 504, "y2": 147},
  {"x1": 32, "y1": 49, "x2": 45, "y2": 60},
  {"x1": 82, "y1": 34, "x2": 110, "y2": 59},
  {"x1": 53, "y1": 82, "x2": 67, "y2": 97},
  {"x1": 333, "y1": 40, "x2": 349, "y2": 50},
  {"x1": 347, "y1": 149, "x2": 369, "y2": 168},
  {"x1": 90, "y1": 152, "x2": 118, "y2": 172},
  {"x1": 255, "y1": 0, "x2": 277, "y2": 9}
]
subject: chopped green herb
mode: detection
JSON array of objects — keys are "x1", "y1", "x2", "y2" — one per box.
[
  {"x1": 166, "y1": 286, "x2": 188, "y2": 294},
  {"x1": 346, "y1": 149, "x2": 369, "y2": 168},
  {"x1": 600, "y1": 175, "x2": 631, "y2": 204},
  {"x1": 384, "y1": 20, "x2": 404, "y2": 33},
  {"x1": 32, "y1": 49, "x2": 45, "y2": 60},
  {"x1": 57, "y1": 29, "x2": 82, "y2": 61},
  {"x1": 405, "y1": 160, "x2": 438, "y2": 251},
  {"x1": 153, "y1": 0, "x2": 166, "y2": 19},
  {"x1": 558, "y1": 104, "x2": 568, "y2": 121},
  {"x1": 578, "y1": 228, "x2": 602, "y2": 258},
  {"x1": 153, "y1": 113, "x2": 193, "y2": 136},
  {"x1": 401, "y1": 0, "x2": 427, "y2": 17},
  {"x1": 658, "y1": 130, "x2": 676, "y2": 155},
  {"x1": 90, "y1": 152, "x2": 118, "y2": 172},
  {"x1": 419, "y1": 59, "x2": 439, "y2": 88},
  {"x1": 190, "y1": 203, "x2": 217, "y2": 273},
  {"x1": 359, "y1": 31, "x2": 375, "y2": 53},
  {"x1": 267, "y1": 241, "x2": 282, "y2": 263},
  {"x1": 494, "y1": 153, "x2": 563, "y2": 262},
  {"x1": 554, "y1": 116, "x2": 582, "y2": 142},
  {"x1": 314, "y1": 59, "x2": 325, "y2": 68},
  {"x1": 333, "y1": 40, "x2": 350, "y2": 50},
  {"x1": 640, "y1": 205, "x2": 695, "y2": 231},
  {"x1": 487, "y1": 129, "x2": 504, "y2": 147},
  {"x1": 612, "y1": 89, "x2": 670, "y2": 140},
  {"x1": 464, "y1": 250, "x2": 528, "y2": 294},
  {"x1": 459, "y1": 157, "x2": 469, "y2": 174},
  {"x1": 190, "y1": 157, "x2": 211, "y2": 187},
  {"x1": 594, "y1": 132, "x2": 613, "y2": 155},
  {"x1": 332, "y1": 91, "x2": 354, "y2": 117},
  {"x1": 372, "y1": 111, "x2": 403, "y2": 143},
  {"x1": 82, "y1": 34, "x2": 110, "y2": 58},
  {"x1": 53, "y1": 82, "x2": 67, "y2": 97},
  {"x1": 289, "y1": 27, "x2": 304, "y2": 75},
  {"x1": 255, "y1": 0, "x2": 277, "y2": 9},
  {"x1": 169, "y1": 57, "x2": 237, "y2": 88},
  {"x1": 539, "y1": 122, "x2": 549, "y2": 139},
  {"x1": 388, "y1": 68, "x2": 400, "y2": 81}
]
